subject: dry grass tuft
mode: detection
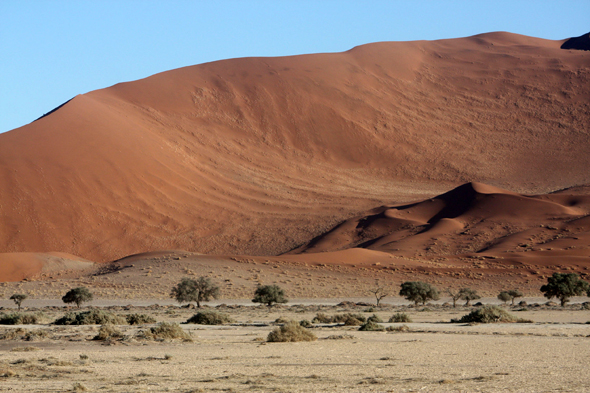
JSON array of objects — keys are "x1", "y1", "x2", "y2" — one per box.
[
  {"x1": 137, "y1": 322, "x2": 193, "y2": 342},
  {"x1": 186, "y1": 310, "x2": 235, "y2": 325},
  {"x1": 267, "y1": 321, "x2": 317, "y2": 342},
  {"x1": 54, "y1": 309, "x2": 127, "y2": 325},
  {"x1": 389, "y1": 312, "x2": 412, "y2": 323},
  {"x1": 454, "y1": 306, "x2": 532, "y2": 324},
  {"x1": 93, "y1": 324, "x2": 123, "y2": 341}
]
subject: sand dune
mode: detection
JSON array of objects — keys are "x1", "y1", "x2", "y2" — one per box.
[{"x1": 0, "y1": 32, "x2": 589, "y2": 264}]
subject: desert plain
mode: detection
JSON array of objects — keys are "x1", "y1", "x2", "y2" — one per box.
[{"x1": 1, "y1": 31, "x2": 590, "y2": 392}]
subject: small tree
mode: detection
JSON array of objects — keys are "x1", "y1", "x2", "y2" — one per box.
[
  {"x1": 506, "y1": 289, "x2": 524, "y2": 306},
  {"x1": 170, "y1": 277, "x2": 220, "y2": 308},
  {"x1": 62, "y1": 287, "x2": 93, "y2": 308},
  {"x1": 498, "y1": 291, "x2": 511, "y2": 305},
  {"x1": 447, "y1": 289, "x2": 461, "y2": 308},
  {"x1": 540, "y1": 272, "x2": 590, "y2": 307},
  {"x1": 10, "y1": 294, "x2": 27, "y2": 311},
  {"x1": 458, "y1": 288, "x2": 481, "y2": 306},
  {"x1": 252, "y1": 284, "x2": 288, "y2": 308},
  {"x1": 371, "y1": 281, "x2": 388, "y2": 306},
  {"x1": 399, "y1": 281, "x2": 440, "y2": 306}
]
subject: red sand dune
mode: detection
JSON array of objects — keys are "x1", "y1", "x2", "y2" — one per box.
[{"x1": 1, "y1": 31, "x2": 590, "y2": 266}]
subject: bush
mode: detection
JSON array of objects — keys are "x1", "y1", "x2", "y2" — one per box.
[
  {"x1": 453, "y1": 305, "x2": 531, "y2": 323},
  {"x1": 389, "y1": 312, "x2": 412, "y2": 323},
  {"x1": 358, "y1": 321, "x2": 385, "y2": 331},
  {"x1": 0, "y1": 328, "x2": 47, "y2": 341},
  {"x1": 93, "y1": 324, "x2": 123, "y2": 341},
  {"x1": 367, "y1": 314, "x2": 383, "y2": 323},
  {"x1": 125, "y1": 313, "x2": 156, "y2": 325},
  {"x1": 311, "y1": 313, "x2": 366, "y2": 325},
  {"x1": 267, "y1": 321, "x2": 316, "y2": 342},
  {"x1": 386, "y1": 324, "x2": 410, "y2": 332},
  {"x1": 299, "y1": 319, "x2": 312, "y2": 328},
  {"x1": 53, "y1": 309, "x2": 127, "y2": 325},
  {"x1": 0, "y1": 313, "x2": 38, "y2": 325},
  {"x1": 137, "y1": 322, "x2": 192, "y2": 342},
  {"x1": 185, "y1": 310, "x2": 234, "y2": 325}
]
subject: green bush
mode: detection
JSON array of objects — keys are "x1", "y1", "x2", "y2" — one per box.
[
  {"x1": 267, "y1": 321, "x2": 316, "y2": 342},
  {"x1": 53, "y1": 309, "x2": 126, "y2": 325},
  {"x1": 186, "y1": 310, "x2": 235, "y2": 325},
  {"x1": 93, "y1": 324, "x2": 123, "y2": 341},
  {"x1": 388, "y1": 312, "x2": 412, "y2": 323},
  {"x1": 358, "y1": 321, "x2": 385, "y2": 331},
  {"x1": 453, "y1": 305, "x2": 532, "y2": 323},
  {"x1": 137, "y1": 322, "x2": 192, "y2": 342},
  {"x1": 367, "y1": 314, "x2": 383, "y2": 323},
  {"x1": 0, "y1": 313, "x2": 38, "y2": 325},
  {"x1": 125, "y1": 313, "x2": 156, "y2": 325}
]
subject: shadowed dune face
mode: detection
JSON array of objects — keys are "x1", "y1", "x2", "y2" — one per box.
[{"x1": 0, "y1": 32, "x2": 590, "y2": 262}]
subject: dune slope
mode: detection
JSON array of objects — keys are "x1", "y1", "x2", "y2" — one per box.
[{"x1": 0, "y1": 32, "x2": 589, "y2": 262}]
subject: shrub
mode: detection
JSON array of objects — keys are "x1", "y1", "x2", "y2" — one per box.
[
  {"x1": 358, "y1": 321, "x2": 385, "y2": 331},
  {"x1": 185, "y1": 310, "x2": 234, "y2": 325},
  {"x1": 400, "y1": 281, "x2": 440, "y2": 305},
  {"x1": 53, "y1": 309, "x2": 126, "y2": 325},
  {"x1": 253, "y1": 285, "x2": 288, "y2": 308},
  {"x1": 311, "y1": 313, "x2": 366, "y2": 325},
  {"x1": 311, "y1": 313, "x2": 332, "y2": 323},
  {"x1": 93, "y1": 324, "x2": 123, "y2": 341},
  {"x1": 125, "y1": 313, "x2": 156, "y2": 325},
  {"x1": 62, "y1": 287, "x2": 93, "y2": 308},
  {"x1": 170, "y1": 277, "x2": 220, "y2": 308},
  {"x1": 453, "y1": 305, "x2": 531, "y2": 323},
  {"x1": 540, "y1": 273, "x2": 590, "y2": 307},
  {"x1": 498, "y1": 291, "x2": 511, "y2": 305},
  {"x1": 389, "y1": 312, "x2": 412, "y2": 323},
  {"x1": 386, "y1": 324, "x2": 410, "y2": 332},
  {"x1": 137, "y1": 322, "x2": 192, "y2": 342},
  {"x1": 9, "y1": 294, "x2": 27, "y2": 311},
  {"x1": 267, "y1": 321, "x2": 316, "y2": 342},
  {"x1": 0, "y1": 328, "x2": 47, "y2": 341},
  {"x1": 299, "y1": 319, "x2": 312, "y2": 328},
  {"x1": 0, "y1": 313, "x2": 38, "y2": 325},
  {"x1": 367, "y1": 314, "x2": 383, "y2": 323}
]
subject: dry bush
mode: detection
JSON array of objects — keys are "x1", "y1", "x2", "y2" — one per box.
[
  {"x1": 453, "y1": 305, "x2": 532, "y2": 323},
  {"x1": 312, "y1": 313, "x2": 366, "y2": 324},
  {"x1": 358, "y1": 321, "x2": 385, "y2": 331},
  {"x1": 137, "y1": 322, "x2": 192, "y2": 342},
  {"x1": 125, "y1": 313, "x2": 156, "y2": 325},
  {"x1": 0, "y1": 328, "x2": 48, "y2": 341},
  {"x1": 267, "y1": 321, "x2": 317, "y2": 342},
  {"x1": 0, "y1": 312, "x2": 38, "y2": 325},
  {"x1": 299, "y1": 319, "x2": 312, "y2": 328},
  {"x1": 389, "y1": 312, "x2": 412, "y2": 323},
  {"x1": 94, "y1": 324, "x2": 123, "y2": 341},
  {"x1": 185, "y1": 310, "x2": 235, "y2": 325},
  {"x1": 367, "y1": 314, "x2": 383, "y2": 323},
  {"x1": 54, "y1": 309, "x2": 127, "y2": 325},
  {"x1": 386, "y1": 324, "x2": 411, "y2": 332},
  {"x1": 324, "y1": 334, "x2": 354, "y2": 340}
]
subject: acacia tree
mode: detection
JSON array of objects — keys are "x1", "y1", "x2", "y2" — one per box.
[
  {"x1": 498, "y1": 291, "x2": 511, "y2": 305},
  {"x1": 371, "y1": 281, "x2": 388, "y2": 306},
  {"x1": 458, "y1": 288, "x2": 481, "y2": 306},
  {"x1": 10, "y1": 294, "x2": 27, "y2": 311},
  {"x1": 252, "y1": 285, "x2": 288, "y2": 309},
  {"x1": 170, "y1": 277, "x2": 220, "y2": 308},
  {"x1": 540, "y1": 273, "x2": 590, "y2": 307},
  {"x1": 399, "y1": 281, "x2": 440, "y2": 306},
  {"x1": 447, "y1": 289, "x2": 461, "y2": 308},
  {"x1": 62, "y1": 287, "x2": 93, "y2": 308},
  {"x1": 506, "y1": 289, "x2": 524, "y2": 306}
]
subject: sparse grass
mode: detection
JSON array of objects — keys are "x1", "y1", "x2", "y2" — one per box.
[
  {"x1": 185, "y1": 310, "x2": 235, "y2": 325},
  {"x1": 267, "y1": 321, "x2": 317, "y2": 342},
  {"x1": 0, "y1": 312, "x2": 38, "y2": 325},
  {"x1": 125, "y1": 313, "x2": 156, "y2": 325},
  {"x1": 0, "y1": 328, "x2": 48, "y2": 341},
  {"x1": 358, "y1": 321, "x2": 385, "y2": 331},
  {"x1": 54, "y1": 309, "x2": 127, "y2": 325},
  {"x1": 389, "y1": 312, "x2": 412, "y2": 323},
  {"x1": 453, "y1": 305, "x2": 533, "y2": 324},
  {"x1": 137, "y1": 322, "x2": 193, "y2": 342}
]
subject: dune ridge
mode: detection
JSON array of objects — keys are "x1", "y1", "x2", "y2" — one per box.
[{"x1": 0, "y1": 32, "x2": 589, "y2": 263}]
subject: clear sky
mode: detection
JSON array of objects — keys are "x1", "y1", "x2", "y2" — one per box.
[{"x1": 1, "y1": 0, "x2": 588, "y2": 133}]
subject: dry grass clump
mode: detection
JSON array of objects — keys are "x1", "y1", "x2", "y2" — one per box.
[
  {"x1": 389, "y1": 312, "x2": 412, "y2": 323},
  {"x1": 267, "y1": 321, "x2": 317, "y2": 342},
  {"x1": 137, "y1": 322, "x2": 192, "y2": 342},
  {"x1": 0, "y1": 328, "x2": 48, "y2": 341},
  {"x1": 125, "y1": 313, "x2": 156, "y2": 325},
  {"x1": 386, "y1": 324, "x2": 411, "y2": 332},
  {"x1": 185, "y1": 310, "x2": 235, "y2": 325},
  {"x1": 312, "y1": 313, "x2": 366, "y2": 325},
  {"x1": 453, "y1": 305, "x2": 532, "y2": 324},
  {"x1": 358, "y1": 321, "x2": 385, "y2": 331},
  {"x1": 0, "y1": 312, "x2": 38, "y2": 325},
  {"x1": 54, "y1": 309, "x2": 127, "y2": 325},
  {"x1": 93, "y1": 324, "x2": 123, "y2": 341}
]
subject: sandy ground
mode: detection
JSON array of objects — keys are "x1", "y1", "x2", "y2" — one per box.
[{"x1": 0, "y1": 302, "x2": 589, "y2": 392}]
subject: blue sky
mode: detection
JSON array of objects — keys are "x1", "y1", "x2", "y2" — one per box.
[{"x1": 1, "y1": 0, "x2": 589, "y2": 133}]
